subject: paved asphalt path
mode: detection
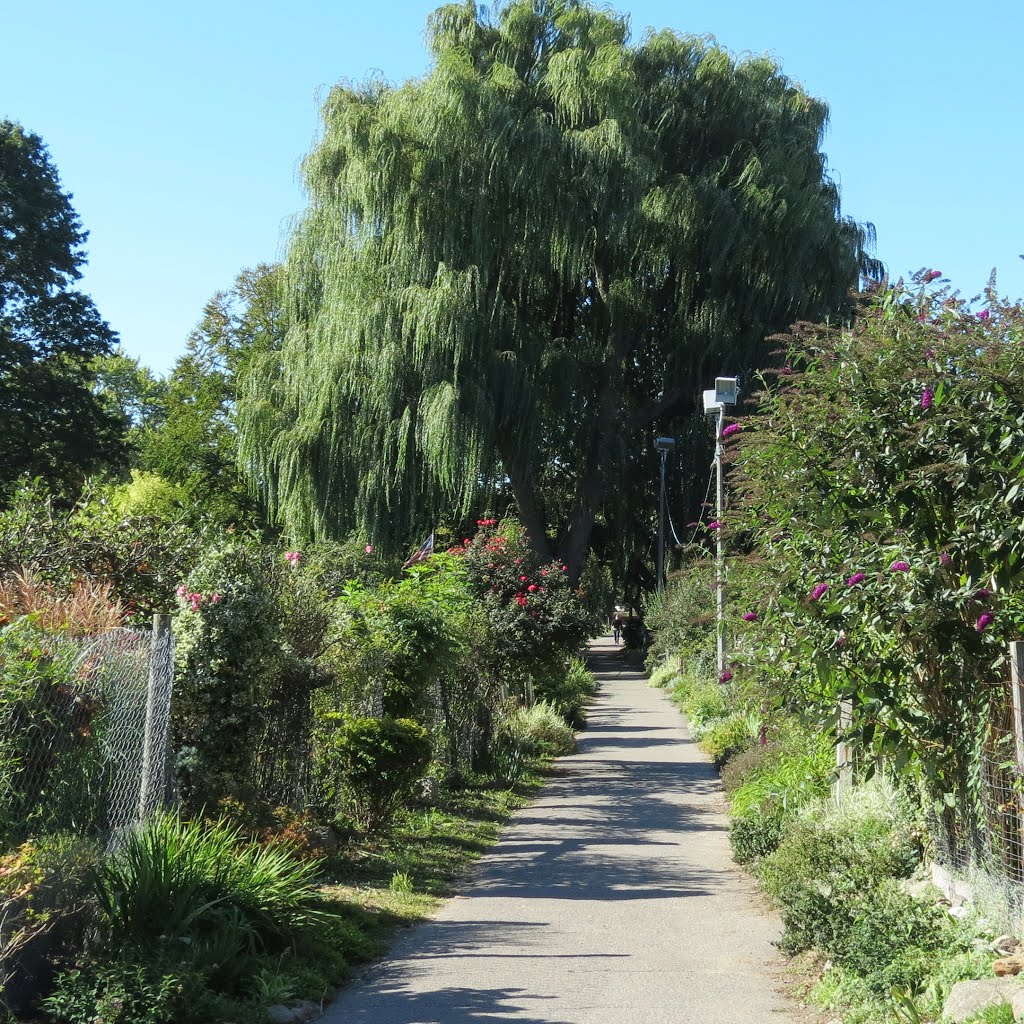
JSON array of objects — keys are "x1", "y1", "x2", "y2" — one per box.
[{"x1": 320, "y1": 635, "x2": 797, "y2": 1024}]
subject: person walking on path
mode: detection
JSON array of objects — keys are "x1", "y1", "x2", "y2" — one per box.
[
  {"x1": 612, "y1": 612, "x2": 623, "y2": 644},
  {"x1": 320, "y1": 634, "x2": 798, "y2": 1024}
]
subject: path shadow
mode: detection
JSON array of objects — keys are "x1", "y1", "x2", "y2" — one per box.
[{"x1": 330, "y1": 983, "x2": 573, "y2": 1023}]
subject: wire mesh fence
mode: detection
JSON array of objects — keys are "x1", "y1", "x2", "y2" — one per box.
[
  {"x1": 0, "y1": 618, "x2": 174, "y2": 850},
  {"x1": 924, "y1": 665, "x2": 1024, "y2": 929}
]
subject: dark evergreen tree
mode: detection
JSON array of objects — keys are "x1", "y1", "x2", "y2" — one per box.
[{"x1": 0, "y1": 120, "x2": 125, "y2": 495}]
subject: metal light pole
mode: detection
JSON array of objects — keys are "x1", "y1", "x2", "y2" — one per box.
[
  {"x1": 654, "y1": 436, "x2": 675, "y2": 591},
  {"x1": 703, "y1": 378, "x2": 738, "y2": 678},
  {"x1": 715, "y1": 405, "x2": 725, "y2": 678}
]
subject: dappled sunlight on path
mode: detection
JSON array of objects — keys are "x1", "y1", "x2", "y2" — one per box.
[{"x1": 320, "y1": 634, "x2": 797, "y2": 1024}]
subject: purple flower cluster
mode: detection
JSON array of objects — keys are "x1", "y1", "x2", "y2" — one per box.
[
  {"x1": 920, "y1": 388, "x2": 933, "y2": 411},
  {"x1": 718, "y1": 670, "x2": 733, "y2": 683},
  {"x1": 977, "y1": 612, "x2": 994, "y2": 632},
  {"x1": 846, "y1": 572, "x2": 866, "y2": 587},
  {"x1": 810, "y1": 583, "x2": 829, "y2": 601},
  {"x1": 925, "y1": 269, "x2": 942, "y2": 283},
  {"x1": 721, "y1": 423, "x2": 742, "y2": 438},
  {"x1": 743, "y1": 612, "x2": 759, "y2": 622},
  {"x1": 889, "y1": 561, "x2": 911, "y2": 572},
  {"x1": 707, "y1": 521, "x2": 722, "y2": 531}
]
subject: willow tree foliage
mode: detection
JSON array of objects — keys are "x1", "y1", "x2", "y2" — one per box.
[{"x1": 239, "y1": 0, "x2": 879, "y2": 576}]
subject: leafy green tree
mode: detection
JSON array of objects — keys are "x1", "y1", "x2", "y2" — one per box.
[
  {"x1": 92, "y1": 349, "x2": 168, "y2": 443},
  {"x1": 138, "y1": 265, "x2": 282, "y2": 526},
  {"x1": 239, "y1": 0, "x2": 879, "y2": 576},
  {"x1": 0, "y1": 120, "x2": 126, "y2": 495}
]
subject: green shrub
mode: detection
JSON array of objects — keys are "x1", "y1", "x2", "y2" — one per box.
[
  {"x1": 331, "y1": 717, "x2": 432, "y2": 832},
  {"x1": 534, "y1": 657, "x2": 597, "y2": 727},
  {"x1": 0, "y1": 620, "x2": 109, "y2": 845},
  {"x1": 1, "y1": 834, "x2": 100, "y2": 1012},
  {"x1": 644, "y1": 558, "x2": 716, "y2": 668},
  {"x1": 832, "y1": 880, "x2": 945, "y2": 988},
  {"x1": 171, "y1": 541, "x2": 282, "y2": 814},
  {"x1": 500, "y1": 701, "x2": 576, "y2": 758},
  {"x1": 729, "y1": 811, "x2": 784, "y2": 864},
  {"x1": 647, "y1": 661, "x2": 679, "y2": 690},
  {"x1": 671, "y1": 675, "x2": 728, "y2": 736},
  {"x1": 728, "y1": 731, "x2": 832, "y2": 819},
  {"x1": 700, "y1": 713, "x2": 758, "y2": 767},
  {"x1": 758, "y1": 780, "x2": 924, "y2": 961},
  {"x1": 91, "y1": 813, "x2": 324, "y2": 958},
  {"x1": 43, "y1": 958, "x2": 201, "y2": 1024}
]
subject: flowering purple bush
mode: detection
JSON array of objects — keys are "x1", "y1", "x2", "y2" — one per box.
[{"x1": 731, "y1": 273, "x2": 1024, "y2": 818}]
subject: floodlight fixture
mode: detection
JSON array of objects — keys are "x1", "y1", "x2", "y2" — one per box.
[
  {"x1": 715, "y1": 376, "x2": 739, "y2": 406},
  {"x1": 654, "y1": 436, "x2": 676, "y2": 452},
  {"x1": 702, "y1": 389, "x2": 721, "y2": 416}
]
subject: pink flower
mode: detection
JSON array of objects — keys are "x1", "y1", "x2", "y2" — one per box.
[
  {"x1": 846, "y1": 572, "x2": 866, "y2": 587},
  {"x1": 519, "y1": 575, "x2": 528, "y2": 582},
  {"x1": 977, "y1": 612, "x2": 994, "y2": 632},
  {"x1": 707, "y1": 521, "x2": 722, "y2": 531},
  {"x1": 920, "y1": 388, "x2": 933, "y2": 411},
  {"x1": 210, "y1": 593, "x2": 223, "y2": 604},
  {"x1": 175, "y1": 584, "x2": 188, "y2": 598},
  {"x1": 743, "y1": 612, "x2": 759, "y2": 622},
  {"x1": 719, "y1": 670, "x2": 733, "y2": 683},
  {"x1": 527, "y1": 584, "x2": 538, "y2": 592},
  {"x1": 561, "y1": 565, "x2": 568, "y2": 571},
  {"x1": 889, "y1": 561, "x2": 911, "y2": 572},
  {"x1": 541, "y1": 569, "x2": 548, "y2": 576},
  {"x1": 364, "y1": 544, "x2": 373, "y2": 554},
  {"x1": 721, "y1": 423, "x2": 742, "y2": 438},
  {"x1": 978, "y1": 309, "x2": 991, "y2": 320},
  {"x1": 810, "y1": 583, "x2": 829, "y2": 601},
  {"x1": 284, "y1": 551, "x2": 302, "y2": 565}
]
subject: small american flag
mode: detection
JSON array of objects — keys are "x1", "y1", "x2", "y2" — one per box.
[{"x1": 402, "y1": 531, "x2": 434, "y2": 568}]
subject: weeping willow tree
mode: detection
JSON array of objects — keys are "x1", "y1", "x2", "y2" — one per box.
[{"x1": 238, "y1": 0, "x2": 880, "y2": 577}]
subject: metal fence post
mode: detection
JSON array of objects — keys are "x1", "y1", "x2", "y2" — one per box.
[{"x1": 138, "y1": 614, "x2": 173, "y2": 821}]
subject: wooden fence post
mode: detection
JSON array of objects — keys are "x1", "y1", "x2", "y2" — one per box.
[
  {"x1": 1010, "y1": 642, "x2": 1024, "y2": 772},
  {"x1": 834, "y1": 698, "x2": 854, "y2": 797}
]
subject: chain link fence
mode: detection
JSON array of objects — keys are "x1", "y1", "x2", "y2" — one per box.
[{"x1": 0, "y1": 617, "x2": 174, "y2": 850}]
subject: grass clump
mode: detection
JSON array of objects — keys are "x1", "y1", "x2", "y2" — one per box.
[
  {"x1": 669, "y1": 673, "x2": 728, "y2": 736},
  {"x1": 535, "y1": 657, "x2": 597, "y2": 727},
  {"x1": 647, "y1": 660, "x2": 680, "y2": 690}
]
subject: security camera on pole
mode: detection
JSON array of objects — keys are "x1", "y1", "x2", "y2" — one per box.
[{"x1": 702, "y1": 377, "x2": 739, "y2": 679}]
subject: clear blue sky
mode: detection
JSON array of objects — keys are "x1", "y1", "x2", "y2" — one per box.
[{"x1": 4, "y1": 0, "x2": 1022, "y2": 374}]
